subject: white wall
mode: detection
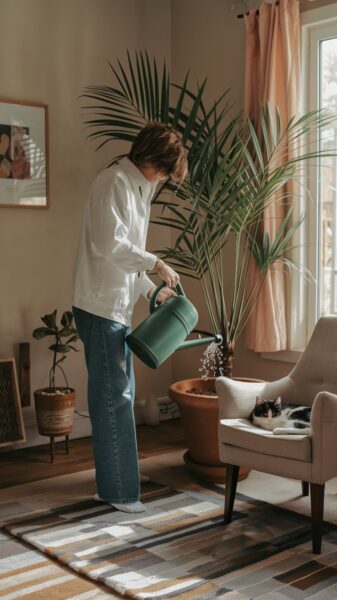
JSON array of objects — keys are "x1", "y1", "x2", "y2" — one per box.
[{"x1": 0, "y1": 0, "x2": 172, "y2": 447}]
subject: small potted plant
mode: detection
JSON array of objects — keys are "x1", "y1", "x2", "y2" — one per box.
[{"x1": 32, "y1": 309, "x2": 79, "y2": 461}]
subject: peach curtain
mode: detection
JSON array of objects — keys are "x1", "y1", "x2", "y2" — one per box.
[{"x1": 244, "y1": 0, "x2": 301, "y2": 352}]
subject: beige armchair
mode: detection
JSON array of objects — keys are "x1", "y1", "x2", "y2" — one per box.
[{"x1": 217, "y1": 315, "x2": 337, "y2": 554}]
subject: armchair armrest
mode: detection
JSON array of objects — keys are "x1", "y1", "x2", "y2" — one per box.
[
  {"x1": 312, "y1": 391, "x2": 337, "y2": 424},
  {"x1": 311, "y1": 391, "x2": 337, "y2": 483}
]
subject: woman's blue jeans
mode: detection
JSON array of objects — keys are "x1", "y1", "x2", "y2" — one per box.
[{"x1": 72, "y1": 306, "x2": 140, "y2": 503}]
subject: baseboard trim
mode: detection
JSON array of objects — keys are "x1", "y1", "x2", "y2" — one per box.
[
  {"x1": 1, "y1": 397, "x2": 180, "y2": 452},
  {"x1": 136, "y1": 396, "x2": 179, "y2": 425},
  {"x1": 0, "y1": 414, "x2": 92, "y2": 452}
]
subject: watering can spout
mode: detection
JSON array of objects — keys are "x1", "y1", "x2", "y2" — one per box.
[{"x1": 177, "y1": 332, "x2": 222, "y2": 351}]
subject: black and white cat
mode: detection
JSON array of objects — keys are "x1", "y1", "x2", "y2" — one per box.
[{"x1": 249, "y1": 396, "x2": 311, "y2": 435}]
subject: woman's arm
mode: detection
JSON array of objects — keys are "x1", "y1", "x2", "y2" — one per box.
[{"x1": 89, "y1": 174, "x2": 157, "y2": 273}]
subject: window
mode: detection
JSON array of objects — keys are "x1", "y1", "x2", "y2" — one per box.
[
  {"x1": 298, "y1": 8, "x2": 337, "y2": 349},
  {"x1": 305, "y1": 15, "x2": 337, "y2": 332}
]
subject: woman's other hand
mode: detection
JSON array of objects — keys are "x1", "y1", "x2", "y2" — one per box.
[
  {"x1": 154, "y1": 259, "x2": 180, "y2": 288},
  {"x1": 147, "y1": 286, "x2": 178, "y2": 303}
]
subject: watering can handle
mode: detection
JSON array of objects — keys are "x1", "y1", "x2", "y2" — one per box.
[{"x1": 149, "y1": 281, "x2": 185, "y2": 314}]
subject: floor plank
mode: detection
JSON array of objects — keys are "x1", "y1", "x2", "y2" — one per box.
[{"x1": 0, "y1": 419, "x2": 186, "y2": 489}]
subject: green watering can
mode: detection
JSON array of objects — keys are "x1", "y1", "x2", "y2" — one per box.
[{"x1": 126, "y1": 281, "x2": 222, "y2": 369}]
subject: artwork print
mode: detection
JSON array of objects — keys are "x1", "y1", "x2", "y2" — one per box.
[
  {"x1": 0, "y1": 99, "x2": 48, "y2": 208},
  {"x1": 0, "y1": 124, "x2": 31, "y2": 180}
]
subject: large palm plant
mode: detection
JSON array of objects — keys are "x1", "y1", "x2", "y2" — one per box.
[{"x1": 82, "y1": 51, "x2": 336, "y2": 377}]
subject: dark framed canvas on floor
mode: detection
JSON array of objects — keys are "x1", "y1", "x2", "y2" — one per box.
[{"x1": 0, "y1": 358, "x2": 26, "y2": 447}]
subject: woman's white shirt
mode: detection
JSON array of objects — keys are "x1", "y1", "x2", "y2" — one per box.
[{"x1": 72, "y1": 157, "x2": 157, "y2": 326}]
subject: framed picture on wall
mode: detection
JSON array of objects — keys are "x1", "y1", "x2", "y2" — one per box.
[
  {"x1": 0, "y1": 98, "x2": 48, "y2": 208},
  {"x1": 0, "y1": 358, "x2": 26, "y2": 447}
]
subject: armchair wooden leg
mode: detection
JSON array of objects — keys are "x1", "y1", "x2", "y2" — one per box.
[
  {"x1": 302, "y1": 481, "x2": 309, "y2": 496},
  {"x1": 310, "y1": 482, "x2": 325, "y2": 554},
  {"x1": 224, "y1": 464, "x2": 239, "y2": 524}
]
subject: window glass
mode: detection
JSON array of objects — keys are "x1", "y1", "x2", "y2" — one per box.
[{"x1": 318, "y1": 37, "x2": 337, "y2": 315}]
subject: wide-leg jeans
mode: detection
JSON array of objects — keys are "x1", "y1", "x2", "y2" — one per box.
[{"x1": 73, "y1": 306, "x2": 140, "y2": 503}]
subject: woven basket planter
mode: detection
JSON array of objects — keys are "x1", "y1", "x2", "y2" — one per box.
[{"x1": 34, "y1": 388, "x2": 76, "y2": 437}]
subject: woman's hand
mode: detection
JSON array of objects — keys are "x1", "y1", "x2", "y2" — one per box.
[
  {"x1": 154, "y1": 259, "x2": 180, "y2": 288},
  {"x1": 147, "y1": 286, "x2": 178, "y2": 303}
]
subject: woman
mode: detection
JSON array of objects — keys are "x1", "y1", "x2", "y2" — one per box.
[{"x1": 73, "y1": 122, "x2": 187, "y2": 513}]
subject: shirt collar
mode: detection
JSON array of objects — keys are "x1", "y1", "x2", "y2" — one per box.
[{"x1": 119, "y1": 156, "x2": 156, "y2": 189}]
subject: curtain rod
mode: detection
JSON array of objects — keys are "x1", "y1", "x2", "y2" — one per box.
[{"x1": 237, "y1": 1, "x2": 279, "y2": 19}]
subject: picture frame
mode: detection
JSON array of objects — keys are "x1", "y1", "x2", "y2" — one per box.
[
  {"x1": 0, "y1": 358, "x2": 26, "y2": 447},
  {"x1": 0, "y1": 98, "x2": 48, "y2": 208}
]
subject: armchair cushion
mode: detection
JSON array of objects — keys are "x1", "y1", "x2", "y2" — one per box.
[
  {"x1": 215, "y1": 376, "x2": 296, "y2": 420},
  {"x1": 219, "y1": 418, "x2": 312, "y2": 462}
]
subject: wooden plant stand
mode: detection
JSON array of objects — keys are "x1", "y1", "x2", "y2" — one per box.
[{"x1": 49, "y1": 434, "x2": 70, "y2": 463}]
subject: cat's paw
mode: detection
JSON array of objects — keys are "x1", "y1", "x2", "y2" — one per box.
[{"x1": 273, "y1": 427, "x2": 311, "y2": 435}]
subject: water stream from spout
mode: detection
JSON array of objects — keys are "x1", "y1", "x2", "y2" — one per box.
[{"x1": 199, "y1": 342, "x2": 224, "y2": 380}]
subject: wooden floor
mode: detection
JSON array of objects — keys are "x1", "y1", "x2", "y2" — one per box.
[{"x1": 0, "y1": 419, "x2": 186, "y2": 489}]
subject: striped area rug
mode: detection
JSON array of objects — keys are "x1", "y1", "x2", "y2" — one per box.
[
  {"x1": 0, "y1": 531, "x2": 114, "y2": 599},
  {"x1": 3, "y1": 481, "x2": 337, "y2": 599}
]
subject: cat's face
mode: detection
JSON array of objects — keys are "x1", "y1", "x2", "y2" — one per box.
[{"x1": 253, "y1": 396, "x2": 282, "y2": 420}]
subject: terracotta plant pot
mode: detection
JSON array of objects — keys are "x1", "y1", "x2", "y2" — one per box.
[
  {"x1": 34, "y1": 387, "x2": 76, "y2": 437},
  {"x1": 169, "y1": 377, "x2": 261, "y2": 483}
]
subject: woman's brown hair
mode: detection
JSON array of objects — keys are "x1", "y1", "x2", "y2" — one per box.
[{"x1": 128, "y1": 122, "x2": 188, "y2": 182}]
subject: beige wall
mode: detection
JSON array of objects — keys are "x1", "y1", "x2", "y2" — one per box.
[
  {"x1": 0, "y1": 0, "x2": 172, "y2": 440},
  {"x1": 301, "y1": 0, "x2": 337, "y2": 12},
  {"x1": 172, "y1": 0, "x2": 245, "y2": 107}
]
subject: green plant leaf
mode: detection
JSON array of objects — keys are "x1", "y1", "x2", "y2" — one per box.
[
  {"x1": 59, "y1": 327, "x2": 77, "y2": 337},
  {"x1": 32, "y1": 327, "x2": 55, "y2": 339},
  {"x1": 64, "y1": 334, "x2": 79, "y2": 344},
  {"x1": 61, "y1": 311, "x2": 73, "y2": 327},
  {"x1": 67, "y1": 345, "x2": 79, "y2": 352},
  {"x1": 49, "y1": 344, "x2": 70, "y2": 353},
  {"x1": 41, "y1": 310, "x2": 57, "y2": 329}
]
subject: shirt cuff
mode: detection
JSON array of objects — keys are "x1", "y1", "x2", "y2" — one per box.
[
  {"x1": 145, "y1": 252, "x2": 157, "y2": 271},
  {"x1": 141, "y1": 276, "x2": 156, "y2": 300}
]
